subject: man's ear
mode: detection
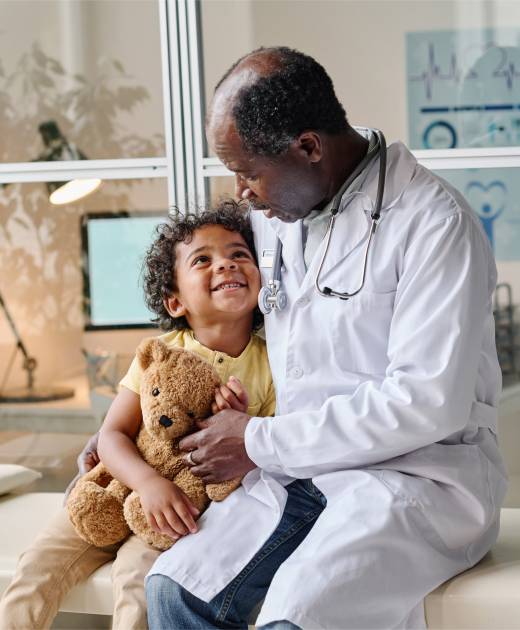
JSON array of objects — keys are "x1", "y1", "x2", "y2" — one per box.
[
  {"x1": 294, "y1": 131, "x2": 323, "y2": 164},
  {"x1": 164, "y1": 295, "x2": 186, "y2": 319}
]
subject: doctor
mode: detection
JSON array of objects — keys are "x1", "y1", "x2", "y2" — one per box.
[{"x1": 146, "y1": 47, "x2": 507, "y2": 629}]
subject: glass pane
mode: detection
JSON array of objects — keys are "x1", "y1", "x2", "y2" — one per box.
[
  {"x1": 0, "y1": 0, "x2": 165, "y2": 162},
  {"x1": 200, "y1": 0, "x2": 520, "y2": 154},
  {"x1": 207, "y1": 176, "x2": 236, "y2": 205},
  {"x1": 436, "y1": 168, "x2": 520, "y2": 263},
  {"x1": 0, "y1": 177, "x2": 169, "y2": 396},
  {"x1": 437, "y1": 168, "x2": 519, "y2": 381}
]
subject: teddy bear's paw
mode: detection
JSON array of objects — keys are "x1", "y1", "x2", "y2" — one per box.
[
  {"x1": 149, "y1": 532, "x2": 177, "y2": 551},
  {"x1": 81, "y1": 462, "x2": 113, "y2": 486},
  {"x1": 67, "y1": 482, "x2": 130, "y2": 546},
  {"x1": 123, "y1": 492, "x2": 176, "y2": 551},
  {"x1": 206, "y1": 476, "x2": 242, "y2": 502}
]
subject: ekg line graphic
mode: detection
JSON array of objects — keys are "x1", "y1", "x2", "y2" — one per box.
[
  {"x1": 410, "y1": 42, "x2": 520, "y2": 100},
  {"x1": 410, "y1": 43, "x2": 476, "y2": 100},
  {"x1": 495, "y1": 59, "x2": 520, "y2": 91}
]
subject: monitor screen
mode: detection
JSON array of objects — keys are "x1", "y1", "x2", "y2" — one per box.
[{"x1": 81, "y1": 211, "x2": 168, "y2": 330}]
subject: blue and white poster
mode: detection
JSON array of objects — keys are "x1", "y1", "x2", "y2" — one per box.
[
  {"x1": 440, "y1": 169, "x2": 520, "y2": 260},
  {"x1": 406, "y1": 29, "x2": 520, "y2": 260}
]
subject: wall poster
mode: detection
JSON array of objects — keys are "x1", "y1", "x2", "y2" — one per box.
[{"x1": 407, "y1": 29, "x2": 520, "y2": 260}]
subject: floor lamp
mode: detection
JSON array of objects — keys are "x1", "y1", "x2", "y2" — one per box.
[
  {"x1": 0, "y1": 290, "x2": 74, "y2": 403},
  {"x1": 0, "y1": 120, "x2": 102, "y2": 403}
]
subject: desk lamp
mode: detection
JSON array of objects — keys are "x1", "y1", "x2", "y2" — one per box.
[{"x1": 36, "y1": 121, "x2": 101, "y2": 205}]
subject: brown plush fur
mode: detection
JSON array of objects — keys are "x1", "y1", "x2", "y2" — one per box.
[{"x1": 67, "y1": 337, "x2": 242, "y2": 551}]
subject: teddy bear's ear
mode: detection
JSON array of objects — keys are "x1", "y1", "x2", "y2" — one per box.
[{"x1": 136, "y1": 338, "x2": 169, "y2": 370}]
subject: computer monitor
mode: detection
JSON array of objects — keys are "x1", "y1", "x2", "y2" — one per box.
[{"x1": 81, "y1": 211, "x2": 168, "y2": 330}]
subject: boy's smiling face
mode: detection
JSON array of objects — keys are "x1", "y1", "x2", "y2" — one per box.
[{"x1": 164, "y1": 224, "x2": 260, "y2": 330}]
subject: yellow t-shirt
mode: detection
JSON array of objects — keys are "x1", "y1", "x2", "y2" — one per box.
[{"x1": 119, "y1": 329, "x2": 275, "y2": 418}]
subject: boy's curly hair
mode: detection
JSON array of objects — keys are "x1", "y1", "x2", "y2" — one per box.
[{"x1": 143, "y1": 199, "x2": 263, "y2": 332}]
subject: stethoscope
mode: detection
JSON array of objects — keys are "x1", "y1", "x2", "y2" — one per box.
[{"x1": 258, "y1": 128, "x2": 387, "y2": 315}]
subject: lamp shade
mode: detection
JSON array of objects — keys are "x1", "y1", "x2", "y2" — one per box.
[
  {"x1": 47, "y1": 178, "x2": 102, "y2": 205},
  {"x1": 37, "y1": 121, "x2": 102, "y2": 204}
]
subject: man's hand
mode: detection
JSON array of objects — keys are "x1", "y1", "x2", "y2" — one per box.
[
  {"x1": 63, "y1": 432, "x2": 100, "y2": 504},
  {"x1": 77, "y1": 432, "x2": 101, "y2": 474},
  {"x1": 179, "y1": 410, "x2": 256, "y2": 483}
]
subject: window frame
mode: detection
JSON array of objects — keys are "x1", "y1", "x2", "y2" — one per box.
[{"x1": 2, "y1": 0, "x2": 520, "y2": 212}]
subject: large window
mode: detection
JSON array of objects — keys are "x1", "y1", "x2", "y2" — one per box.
[
  {"x1": 1, "y1": 0, "x2": 520, "y2": 391},
  {"x1": 0, "y1": 0, "x2": 172, "y2": 392},
  {"x1": 0, "y1": 0, "x2": 165, "y2": 163}
]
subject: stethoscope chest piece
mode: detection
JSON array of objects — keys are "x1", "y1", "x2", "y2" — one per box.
[{"x1": 258, "y1": 281, "x2": 288, "y2": 314}]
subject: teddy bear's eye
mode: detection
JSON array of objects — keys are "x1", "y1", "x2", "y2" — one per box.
[
  {"x1": 187, "y1": 411, "x2": 195, "y2": 418},
  {"x1": 152, "y1": 388, "x2": 160, "y2": 397}
]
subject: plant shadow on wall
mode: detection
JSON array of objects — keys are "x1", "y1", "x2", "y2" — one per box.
[{"x1": 0, "y1": 43, "x2": 165, "y2": 383}]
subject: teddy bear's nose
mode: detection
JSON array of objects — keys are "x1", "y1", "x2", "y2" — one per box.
[{"x1": 159, "y1": 415, "x2": 173, "y2": 428}]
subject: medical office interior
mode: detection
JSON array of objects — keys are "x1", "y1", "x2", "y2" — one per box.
[{"x1": 0, "y1": 0, "x2": 520, "y2": 628}]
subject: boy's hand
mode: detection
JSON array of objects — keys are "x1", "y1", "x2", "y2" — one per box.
[
  {"x1": 212, "y1": 376, "x2": 249, "y2": 414},
  {"x1": 137, "y1": 474, "x2": 200, "y2": 541}
]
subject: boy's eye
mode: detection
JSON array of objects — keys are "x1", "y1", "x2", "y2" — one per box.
[
  {"x1": 232, "y1": 250, "x2": 249, "y2": 259},
  {"x1": 152, "y1": 388, "x2": 160, "y2": 396},
  {"x1": 192, "y1": 255, "x2": 210, "y2": 266}
]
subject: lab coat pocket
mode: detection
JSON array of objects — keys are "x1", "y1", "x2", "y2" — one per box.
[
  {"x1": 332, "y1": 290, "x2": 396, "y2": 375},
  {"x1": 377, "y1": 443, "x2": 499, "y2": 551}
]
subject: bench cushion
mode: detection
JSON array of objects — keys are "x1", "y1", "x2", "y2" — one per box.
[
  {"x1": 0, "y1": 493, "x2": 113, "y2": 616},
  {"x1": 425, "y1": 508, "x2": 520, "y2": 629},
  {"x1": 1, "y1": 494, "x2": 519, "y2": 625}
]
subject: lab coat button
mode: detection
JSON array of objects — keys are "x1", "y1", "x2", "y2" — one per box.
[
  {"x1": 296, "y1": 296, "x2": 309, "y2": 306},
  {"x1": 291, "y1": 366, "x2": 303, "y2": 379}
]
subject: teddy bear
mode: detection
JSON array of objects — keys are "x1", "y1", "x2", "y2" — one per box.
[{"x1": 67, "y1": 337, "x2": 241, "y2": 551}]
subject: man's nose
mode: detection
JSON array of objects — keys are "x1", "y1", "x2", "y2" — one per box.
[{"x1": 235, "y1": 174, "x2": 256, "y2": 200}]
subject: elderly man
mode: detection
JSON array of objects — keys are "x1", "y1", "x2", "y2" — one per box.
[{"x1": 156, "y1": 47, "x2": 506, "y2": 629}]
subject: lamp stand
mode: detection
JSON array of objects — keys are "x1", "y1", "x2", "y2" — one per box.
[{"x1": 0, "y1": 291, "x2": 74, "y2": 403}]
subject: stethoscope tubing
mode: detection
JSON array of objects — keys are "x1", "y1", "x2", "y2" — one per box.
[
  {"x1": 315, "y1": 129, "x2": 386, "y2": 299},
  {"x1": 259, "y1": 127, "x2": 387, "y2": 313}
]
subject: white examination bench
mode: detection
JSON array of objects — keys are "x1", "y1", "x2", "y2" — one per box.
[{"x1": 0, "y1": 492, "x2": 519, "y2": 628}]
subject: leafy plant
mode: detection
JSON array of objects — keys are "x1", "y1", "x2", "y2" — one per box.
[{"x1": 0, "y1": 42, "x2": 165, "y2": 338}]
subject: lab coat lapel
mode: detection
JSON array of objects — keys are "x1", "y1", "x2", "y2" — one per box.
[{"x1": 301, "y1": 141, "x2": 417, "y2": 292}]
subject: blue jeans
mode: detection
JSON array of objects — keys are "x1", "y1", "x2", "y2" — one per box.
[{"x1": 146, "y1": 479, "x2": 326, "y2": 630}]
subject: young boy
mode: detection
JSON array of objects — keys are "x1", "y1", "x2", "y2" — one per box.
[{"x1": 0, "y1": 201, "x2": 275, "y2": 630}]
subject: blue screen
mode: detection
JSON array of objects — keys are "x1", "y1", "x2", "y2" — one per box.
[{"x1": 85, "y1": 214, "x2": 166, "y2": 327}]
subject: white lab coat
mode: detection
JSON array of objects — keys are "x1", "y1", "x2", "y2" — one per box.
[{"x1": 149, "y1": 142, "x2": 507, "y2": 629}]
